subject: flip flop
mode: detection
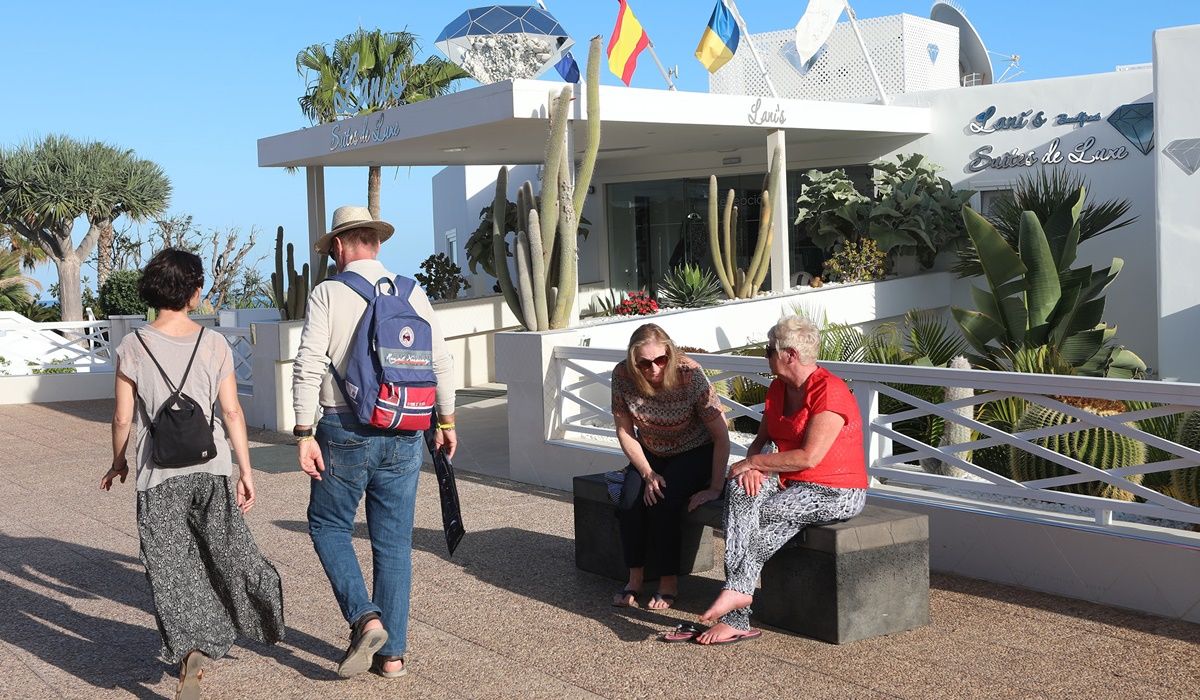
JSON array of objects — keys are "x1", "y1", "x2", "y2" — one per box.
[
  {"x1": 659, "y1": 623, "x2": 708, "y2": 643},
  {"x1": 175, "y1": 650, "x2": 209, "y2": 700},
  {"x1": 704, "y1": 629, "x2": 763, "y2": 645},
  {"x1": 649, "y1": 592, "x2": 676, "y2": 609},
  {"x1": 611, "y1": 588, "x2": 640, "y2": 608}
]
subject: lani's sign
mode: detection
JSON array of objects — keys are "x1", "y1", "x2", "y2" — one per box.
[
  {"x1": 747, "y1": 98, "x2": 787, "y2": 126},
  {"x1": 966, "y1": 104, "x2": 1131, "y2": 173}
]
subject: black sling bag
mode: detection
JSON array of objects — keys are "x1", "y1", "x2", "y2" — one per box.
[{"x1": 134, "y1": 328, "x2": 218, "y2": 468}]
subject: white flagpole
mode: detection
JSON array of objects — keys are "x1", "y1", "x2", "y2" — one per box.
[
  {"x1": 842, "y1": 1, "x2": 889, "y2": 105},
  {"x1": 645, "y1": 41, "x2": 678, "y2": 91},
  {"x1": 726, "y1": 0, "x2": 779, "y2": 98}
]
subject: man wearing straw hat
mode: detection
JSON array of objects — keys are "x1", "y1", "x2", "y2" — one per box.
[{"x1": 291, "y1": 205, "x2": 457, "y2": 679}]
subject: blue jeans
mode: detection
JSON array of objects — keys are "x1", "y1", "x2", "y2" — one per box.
[{"x1": 307, "y1": 413, "x2": 422, "y2": 657}]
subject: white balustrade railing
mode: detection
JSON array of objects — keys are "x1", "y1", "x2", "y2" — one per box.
[
  {"x1": 551, "y1": 346, "x2": 1200, "y2": 532},
  {"x1": 213, "y1": 327, "x2": 254, "y2": 395},
  {"x1": 0, "y1": 317, "x2": 113, "y2": 373}
]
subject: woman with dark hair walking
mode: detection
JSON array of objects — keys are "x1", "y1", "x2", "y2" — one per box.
[{"x1": 100, "y1": 248, "x2": 284, "y2": 700}]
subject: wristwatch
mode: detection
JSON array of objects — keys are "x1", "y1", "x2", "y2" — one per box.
[{"x1": 293, "y1": 426, "x2": 314, "y2": 438}]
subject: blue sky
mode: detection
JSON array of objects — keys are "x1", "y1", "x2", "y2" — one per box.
[{"x1": 4, "y1": 1, "x2": 1199, "y2": 295}]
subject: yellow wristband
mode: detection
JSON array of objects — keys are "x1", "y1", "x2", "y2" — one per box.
[
  {"x1": 296, "y1": 435, "x2": 315, "y2": 443},
  {"x1": 437, "y1": 423, "x2": 456, "y2": 430}
]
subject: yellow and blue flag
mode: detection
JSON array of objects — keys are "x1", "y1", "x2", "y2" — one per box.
[{"x1": 695, "y1": 1, "x2": 740, "y2": 73}]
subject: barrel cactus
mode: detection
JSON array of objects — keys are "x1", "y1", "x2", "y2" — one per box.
[
  {"x1": 1170, "y1": 412, "x2": 1200, "y2": 507},
  {"x1": 1009, "y1": 401, "x2": 1146, "y2": 502}
]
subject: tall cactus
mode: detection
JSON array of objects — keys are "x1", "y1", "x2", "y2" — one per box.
[
  {"x1": 1009, "y1": 402, "x2": 1146, "y2": 502},
  {"x1": 921, "y1": 356, "x2": 974, "y2": 478},
  {"x1": 1170, "y1": 412, "x2": 1200, "y2": 507},
  {"x1": 493, "y1": 36, "x2": 602, "y2": 331},
  {"x1": 270, "y1": 226, "x2": 310, "y2": 321},
  {"x1": 709, "y1": 146, "x2": 780, "y2": 299}
]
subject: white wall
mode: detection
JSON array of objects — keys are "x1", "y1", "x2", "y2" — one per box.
[
  {"x1": 1153, "y1": 25, "x2": 1200, "y2": 382},
  {"x1": 889, "y1": 70, "x2": 1160, "y2": 371}
]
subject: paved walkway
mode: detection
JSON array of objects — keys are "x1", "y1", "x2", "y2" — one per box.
[{"x1": 0, "y1": 398, "x2": 1197, "y2": 699}]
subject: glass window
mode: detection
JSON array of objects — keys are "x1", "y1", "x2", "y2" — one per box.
[
  {"x1": 444, "y1": 229, "x2": 458, "y2": 265},
  {"x1": 980, "y1": 189, "x2": 1015, "y2": 218}
]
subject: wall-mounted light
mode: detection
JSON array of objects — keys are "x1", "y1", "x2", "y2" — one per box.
[
  {"x1": 588, "y1": 185, "x2": 596, "y2": 194},
  {"x1": 442, "y1": 146, "x2": 469, "y2": 153},
  {"x1": 722, "y1": 156, "x2": 742, "y2": 166}
]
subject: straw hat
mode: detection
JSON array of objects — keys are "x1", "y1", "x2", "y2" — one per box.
[{"x1": 314, "y1": 205, "x2": 395, "y2": 254}]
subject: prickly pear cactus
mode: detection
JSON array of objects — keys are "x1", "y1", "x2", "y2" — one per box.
[
  {"x1": 1009, "y1": 402, "x2": 1146, "y2": 502},
  {"x1": 1170, "y1": 411, "x2": 1200, "y2": 507}
]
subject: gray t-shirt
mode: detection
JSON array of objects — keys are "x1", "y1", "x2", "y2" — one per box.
[{"x1": 115, "y1": 325, "x2": 235, "y2": 491}]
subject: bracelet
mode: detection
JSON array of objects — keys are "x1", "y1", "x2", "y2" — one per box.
[
  {"x1": 437, "y1": 422, "x2": 456, "y2": 430},
  {"x1": 296, "y1": 435, "x2": 315, "y2": 444}
]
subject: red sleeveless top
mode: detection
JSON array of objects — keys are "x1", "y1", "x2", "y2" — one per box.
[{"x1": 764, "y1": 367, "x2": 867, "y2": 489}]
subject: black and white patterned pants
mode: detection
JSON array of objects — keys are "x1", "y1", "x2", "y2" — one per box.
[
  {"x1": 721, "y1": 476, "x2": 866, "y2": 630},
  {"x1": 137, "y1": 473, "x2": 285, "y2": 664}
]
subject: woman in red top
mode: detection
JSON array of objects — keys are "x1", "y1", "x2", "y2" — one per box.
[{"x1": 694, "y1": 315, "x2": 867, "y2": 645}]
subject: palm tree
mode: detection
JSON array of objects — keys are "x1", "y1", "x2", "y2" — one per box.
[
  {"x1": 0, "y1": 250, "x2": 40, "y2": 311},
  {"x1": 1, "y1": 223, "x2": 46, "y2": 271},
  {"x1": 296, "y1": 28, "x2": 468, "y2": 218},
  {"x1": 0, "y1": 135, "x2": 171, "y2": 321}
]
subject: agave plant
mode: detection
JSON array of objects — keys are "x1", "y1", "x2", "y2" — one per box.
[
  {"x1": 657, "y1": 264, "x2": 722, "y2": 308},
  {"x1": 955, "y1": 168, "x2": 1136, "y2": 278},
  {"x1": 951, "y1": 188, "x2": 1146, "y2": 378}
]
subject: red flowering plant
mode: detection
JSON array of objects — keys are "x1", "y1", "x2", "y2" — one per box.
[{"x1": 614, "y1": 290, "x2": 659, "y2": 316}]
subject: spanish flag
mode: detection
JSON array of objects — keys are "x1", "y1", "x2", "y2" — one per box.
[
  {"x1": 695, "y1": 1, "x2": 741, "y2": 73},
  {"x1": 607, "y1": 0, "x2": 650, "y2": 86}
]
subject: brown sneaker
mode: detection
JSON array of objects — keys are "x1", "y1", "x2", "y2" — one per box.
[{"x1": 337, "y1": 612, "x2": 389, "y2": 678}]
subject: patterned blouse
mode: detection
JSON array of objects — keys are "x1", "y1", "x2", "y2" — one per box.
[{"x1": 611, "y1": 358, "x2": 723, "y2": 457}]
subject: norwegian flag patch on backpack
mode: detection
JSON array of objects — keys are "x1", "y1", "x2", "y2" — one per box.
[{"x1": 328, "y1": 272, "x2": 437, "y2": 431}]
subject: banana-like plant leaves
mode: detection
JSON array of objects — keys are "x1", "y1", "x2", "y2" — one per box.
[
  {"x1": 964, "y1": 206, "x2": 1025, "y2": 293},
  {"x1": 952, "y1": 307, "x2": 1007, "y2": 353},
  {"x1": 1058, "y1": 327, "x2": 1106, "y2": 367},
  {"x1": 1018, "y1": 211, "x2": 1061, "y2": 346},
  {"x1": 1042, "y1": 186, "x2": 1085, "y2": 271}
]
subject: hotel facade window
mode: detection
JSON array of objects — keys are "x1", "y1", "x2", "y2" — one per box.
[
  {"x1": 444, "y1": 229, "x2": 458, "y2": 265},
  {"x1": 605, "y1": 166, "x2": 870, "y2": 295}
]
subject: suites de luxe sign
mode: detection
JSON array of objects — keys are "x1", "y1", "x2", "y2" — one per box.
[
  {"x1": 329, "y1": 113, "x2": 402, "y2": 152},
  {"x1": 965, "y1": 102, "x2": 1154, "y2": 172}
]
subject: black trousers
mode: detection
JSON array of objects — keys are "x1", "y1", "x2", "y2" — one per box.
[{"x1": 617, "y1": 442, "x2": 713, "y2": 576}]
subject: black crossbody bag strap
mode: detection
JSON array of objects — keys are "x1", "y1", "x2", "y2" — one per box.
[{"x1": 135, "y1": 328, "x2": 215, "y2": 428}]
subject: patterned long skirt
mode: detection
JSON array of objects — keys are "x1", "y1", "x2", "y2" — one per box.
[
  {"x1": 721, "y1": 477, "x2": 866, "y2": 630},
  {"x1": 137, "y1": 473, "x2": 285, "y2": 664}
]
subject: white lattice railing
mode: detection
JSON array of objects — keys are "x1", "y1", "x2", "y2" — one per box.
[
  {"x1": 551, "y1": 346, "x2": 1200, "y2": 532},
  {"x1": 0, "y1": 317, "x2": 113, "y2": 373},
  {"x1": 213, "y1": 327, "x2": 253, "y2": 395}
]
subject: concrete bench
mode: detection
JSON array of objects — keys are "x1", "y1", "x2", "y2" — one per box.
[{"x1": 573, "y1": 473, "x2": 930, "y2": 644}]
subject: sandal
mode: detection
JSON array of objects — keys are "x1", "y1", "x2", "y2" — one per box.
[
  {"x1": 175, "y1": 650, "x2": 209, "y2": 700},
  {"x1": 611, "y1": 588, "x2": 640, "y2": 608},
  {"x1": 338, "y1": 612, "x2": 389, "y2": 678},
  {"x1": 371, "y1": 654, "x2": 407, "y2": 679},
  {"x1": 659, "y1": 623, "x2": 707, "y2": 643},
  {"x1": 703, "y1": 629, "x2": 763, "y2": 645},
  {"x1": 649, "y1": 592, "x2": 676, "y2": 609}
]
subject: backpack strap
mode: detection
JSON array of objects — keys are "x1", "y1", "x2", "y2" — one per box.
[
  {"x1": 134, "y1": 328, "x2": 216, "y2": 428},
  {"x1": 393, "y1": 275, "x2": 416, "y2": 302},
  {"x1": 327, "y1": 271, "x2": 380, "y2": 303}
]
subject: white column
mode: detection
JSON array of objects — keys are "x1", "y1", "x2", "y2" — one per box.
[
  {"x1": 305, "y1": 167, "x2": 327, "y2": 280},
  {"x1": 1154, "y1": 26, "x2": 1200, "y2": 381},
  {"x1": 767, "y1": 129, "x2": 790, "y2": 292}
]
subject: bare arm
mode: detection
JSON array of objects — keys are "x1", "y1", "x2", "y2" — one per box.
[
  {"x1": 614, "y1": 410, "x2": 653, "y2": 478},
  {"x1": 729, "y1": 411, "x2": 846, "y2": 478},
  {"x1": 103, "y1": 370, "x2": 136, "y2": 490},
  {"x1": 704, "y1": 413, "x2": 731, "y2": 491},
  {"x1": 219, "y1": 371, "x2": 256, "y2": 512}
]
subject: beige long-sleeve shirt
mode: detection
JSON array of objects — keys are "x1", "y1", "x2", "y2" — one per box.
[{"x1": 292, "y1": 259, "x2": 455, "y2": 426}]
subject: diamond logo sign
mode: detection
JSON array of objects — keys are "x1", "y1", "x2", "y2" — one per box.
[
  {"x1": 435, "y1": 5, "x2": 573, "y2": 85},
  {"x1": 1164, "y1": 138, "x2": 1200, "y2": 176},
  {"x1": 1106, "y1": 102, "x2": 1154, "y2": 155},
  {"x1": 928, "y1": 43, "x2": 939, "y2": 64}
]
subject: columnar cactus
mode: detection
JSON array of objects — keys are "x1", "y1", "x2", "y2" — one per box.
[
  {"x1": 921, "y1": 355, "x2": 974, "y2": 478},
  {"x1": 1170, "y1": 412, "x2": 1200, "y2": 507},
  {"x1": 493, "y1": 36, "x2": 602, "y2": 331},
  {"x1": 709, "y1": 146, "x2": 780, "y2": 299},
  {"x1": 1009, "y1": 402, "x2": 1146, "y2": 502},
  {"x1": 270, "y1": 226, "x2": 309, "y2": 321}
]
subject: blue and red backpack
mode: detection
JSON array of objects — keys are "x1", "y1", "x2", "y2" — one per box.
[{"x1": 328, "y1": 272, "x2": 437, "y2": 431}]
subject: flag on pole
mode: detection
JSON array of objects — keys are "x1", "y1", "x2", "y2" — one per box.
[
  {"x1": 792, "y1": 0, "x2": 844, "y2": 71},
  {"x1": 695, "y1": 1, "x2": 741, "y2": 73},
  {"x1": 554, "y1": 51, "x2": 581, "y2": 82},
  {"x1": 607, "y1": 0, "x2": 650, "y2": 86}
]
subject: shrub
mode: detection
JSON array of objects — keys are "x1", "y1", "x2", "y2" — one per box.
[
  {"x1": 822, "y1": 238, "x2": 886, "y2": 283},
  {"x1": 99, "y1": 270, "x2": 147, "y2": 317},
  {"x1": 415, "y1": 253, "x2": 470, "y2": 301},
  {"x1": 657, "y1": 264, "x2": 722, "y2": 308},
  {"x1": 614, "y1": 291, "x2": 658, "y2": 316},
  {"x1": 584, "y1": 290, "x2": 627, "y2": 318}
]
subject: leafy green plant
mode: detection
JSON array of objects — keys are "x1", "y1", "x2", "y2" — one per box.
[
  {"x1": 415, "y1": 253, "x2": 470, "y2": 301},
  {"x1": 583, "y1": 290, "x2": 627, "y2": 318},
  {"x1": 822, "y1": 238, "x2": 887, "y2": 283},
  {"x1": 99, "y1": 269, "x2": 146, "y2": 317},
  {"x1": 955, "y1": 168, "x2": 1136, "y2": 278},
  {"x1": 657, "y1": 264, "x2": 722, "y2": 308},
  {"x1": 951, "y1": 189, "x2": 1145, "y2": 378},
  {"x1": 793, "y1": 168, "x2": 870, "y2": 251}
]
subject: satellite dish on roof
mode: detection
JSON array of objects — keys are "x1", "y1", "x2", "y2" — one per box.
[{"x1": 930, "y1": 1, "x2": 993, "y2": 86}]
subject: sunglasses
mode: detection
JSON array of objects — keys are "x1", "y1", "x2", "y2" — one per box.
[{"x1": 635, "y1": 354, "x2": 670, "y2": 370}]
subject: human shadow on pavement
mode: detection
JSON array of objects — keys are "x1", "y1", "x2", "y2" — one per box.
[
  {"x1": 272, "y1": 520, "x2": 717, "y2": 644},
  {"x1": 0, "y1": 533, "x2": 338, "y2": 693}
]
